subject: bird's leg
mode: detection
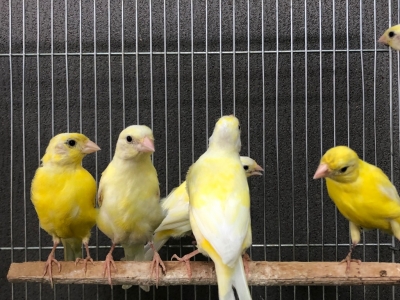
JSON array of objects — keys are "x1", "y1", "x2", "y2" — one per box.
[
  {"x1": 75, "y1": 242, "x2": 94, "y2": 274},
  {"x1": 242, "y1": 252, "x2": 251, "y2": 277},
  {"x1": 171, "y1": 249, "x2": 200, "y2": 279},
  {"x1": 149, "y1": 243, "x2": 166, "y2": 288},
  {"x1": 43, "y1": 241, "x2": 61, "y2": 288},
  {"x1": 340, "y1": 243, "x2": 361, "y2": 273},
  {"x1": 103, "y1": 243, "x2": 117, "y2": 287}
]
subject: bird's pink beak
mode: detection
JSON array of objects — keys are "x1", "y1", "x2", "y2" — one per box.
[
  {"x1": 82, "y1": 140, "x2": 101, "y2": 154},
  {"x1": 313, "y1": 164, "x2": 330, "y2": 179},
  {"x1": 139, "y1": 136, "x2": 155, "y2": 153},
  {"x1": 378, "y1": 34, "x2": 388, "y2": 46},
  {"x1": 252, "y1": 164, "x2": 264, "y2": 176}
]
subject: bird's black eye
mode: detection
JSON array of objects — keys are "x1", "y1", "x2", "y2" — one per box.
[
  {"x1": 67, "y1": 139, "x2": 76, "y2": 147},
  {"x1": 126, "y1": 136, "x2": 133, "y2": 142},
  {"x1": 389, "y1": 31, "x2": 395, "y2": 38},
  {"x1": 243, "y1": 165, "x2": 249, "y2": 170},
  {"x1": 238, "y1": 125, "x2": 241, "y2": 130},
  {"x1": 340, "y1": 166, "x2": 348, "y2": 173}
]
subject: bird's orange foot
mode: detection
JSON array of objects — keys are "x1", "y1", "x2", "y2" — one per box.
[
  {"x1": 171, "y1": 249, "x2": 199, "y2": 279},
  {"x1": 43, "y1": 255, "x2": 61, "y2": 287},
  {"x1": 150, "y1": 251, "x2": 166, "y2": 288},
  {"x1": 103, "y1": 253, "x2": 117, "y2": 287},
  {"x1": 242, "y1": 252, "x2": 251, "y2": 277},
  {"x1": 75, "y1": 256, "x2": 94, "y2": 274},
  {"x1": 340, "y1": 252, "x2": 361, "y2": 273}
]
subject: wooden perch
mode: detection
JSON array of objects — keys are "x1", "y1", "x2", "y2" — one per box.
[{"x1": 7, "y1": 261, "x2": 400, "y2": 286}]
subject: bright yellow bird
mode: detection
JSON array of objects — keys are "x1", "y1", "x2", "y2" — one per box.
[
  {"x1": 144, "y1": 156, "x2": 263, "y2": 262},
  {"x1": 176, "y1": 115, "x2": 252, "y2": 300},
  {"x1": 31, "y1": 133, "x2": 100, "y2": 286},
  {"x1": 97, "y1": 125, "x2": 165, "y2": 290},
  {"x1": 314, "y1": 145, "x2": 400, "y2": 272},
  {"x1": 379, "y1": 24, "x2": 400, "y2": 50}
]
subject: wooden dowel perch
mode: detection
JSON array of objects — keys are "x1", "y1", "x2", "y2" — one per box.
[{"x1": 7, "y1": 261, "x2": 400, "y2": 286}]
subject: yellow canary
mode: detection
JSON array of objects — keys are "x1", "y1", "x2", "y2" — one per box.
[
  {"x1": 314, "y1": 145, "x2": 400, "y2": 272},
  {"x1": 379, "y1": 24, "x2": 400, "y2": 50},
  {"x1": 31, "y1": 133, "x2": 100, "y2": 286},
  {"x1": 144, "y1": 156, "x2": 263, "y2": 261},
  {"x1": 180, "y1": 115, "x2": 252, "y2": 300},
  {"x1": 97, "y1": 125, "x2": 165, "y2": 290}
]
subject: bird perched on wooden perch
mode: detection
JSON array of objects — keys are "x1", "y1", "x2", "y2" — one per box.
[
  {"x1": 144, "y1": 156, "x2": 263, "y2": 262},
  {"x1": 173, "y1": 115, "x2": 252, "y2": 300},
  {"x1": 31, "y1": 133, "x2": 100, "y2": 286},
  {"x1": 314, "y1": 145, "x2": 400, "y2": 272},
  {"x1": 96, "y1": 125, "x2": 165, "y2": 290}
]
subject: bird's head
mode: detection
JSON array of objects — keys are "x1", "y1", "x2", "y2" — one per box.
[
  {"x1": 313, "y1": 145, "x2": 359, "y2": 183},
  {"x1": 42, "y1": 133, "x2": 100, "y2": 166},
  {"x1": 378, "y1": 24, "x2": 400, "y2": 50},
  {"x1": 209, "y1": 115, "x2": 241, "y2": 152},
  {"x1": 115, "y1": 125, "x2": 155, "y2": 160},
  {"x1": 240, "y1": 156, "x2": 264, "y2": 177}
]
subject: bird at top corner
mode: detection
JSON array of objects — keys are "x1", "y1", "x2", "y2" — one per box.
[
  {"x1": 313, "y1": 145, "x2": 400, "y2": 273},
  {"x1": 173, "y1": 115, "x2": 252, "y2": 300},
  {"x1": 31, "y1": 132, "x2": 100, "y2": 287},
  {"x1": 96, "y1": 124, "x2": 165, "y2": 291},
  {"x1": 379, "y1": 24, "x2": 400, "y2": 50},
  {"x1": 144, "y1": 155, "x2": 263, "y2": 267}
]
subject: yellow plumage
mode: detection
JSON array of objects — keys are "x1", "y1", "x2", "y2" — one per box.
[
  {"x1": 379, "y1": 24, "x2": 400, "y2": 50},
  {"x1": 31, "y1": 133, "x2": 100, "y2": 285},
  {"x1": 186, "y1": 115, "x2": 252, "y2": 300},
  {"x1": 314, "y1": 145, "x2": 400, "y2": 270},
  {"x1": 144, "y1": 156, "x2": 263, "y2": 261},
  {"x1": 97, "y1": 125, "x2": 164, "y2": 290}
]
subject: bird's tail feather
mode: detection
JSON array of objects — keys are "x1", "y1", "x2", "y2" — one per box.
[
  {"x1": 61, "y1": 238, "x2": 82, "y2": 261},
  {"x1": 215, "y1": 258, "x2": 251, "y2": 300}
]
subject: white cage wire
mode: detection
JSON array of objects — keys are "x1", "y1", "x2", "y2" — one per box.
[{"x1": 2, "y1": 0, "x2": 400, "y2": 299}]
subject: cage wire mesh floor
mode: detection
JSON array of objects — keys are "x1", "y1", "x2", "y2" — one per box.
[{"x1": 1, "y1": 0, "x2": 400, "y2": 299}]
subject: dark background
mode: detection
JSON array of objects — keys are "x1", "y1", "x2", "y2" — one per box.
[{"x1": 1, "y1": 0, "x2": 400, "y2": 299}]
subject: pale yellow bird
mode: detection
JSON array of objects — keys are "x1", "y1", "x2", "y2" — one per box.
[
  {"x1": 31, "y1": 133, "x2": 100, "y2": 286},
  {"x1": 144, "y1": 156, "x2": 263, "y2": 262},
  {"x1": 174, "y1": 115, "x2": 252, "y2": 300},
  {"x1": 378, "y1": 24, "x2": 400, "y2": 50},
  {"x1": 97, "y1": 125, "x2": 165, "y2": 290},
  {"x1": 314, "y1": 145, "x2": 400, "y2": 272}
]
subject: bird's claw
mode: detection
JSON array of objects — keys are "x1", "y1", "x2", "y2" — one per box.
[
  {"x1": 150, "y1": 251, "x2": 166, "y2": 288},
  {"x1": 340, "y1": 252, "x2": 361, "y2": 273},
  {"x1": 75, "y1": 256, "x2": 94, "y2": 274},
  {"x1": 103, "y1": 253, "x2": 117, "y2": 287},
  {"x1": 43, "y1": 255, "x2": 61, "y2": 288},
  {"x1": 171, "y1": 254, "x2": 193, "y2": 279}
]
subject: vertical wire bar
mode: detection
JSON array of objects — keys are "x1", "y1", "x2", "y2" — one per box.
[
  {"x1": 121, "y1": 0, "x2": 125, "y2": 128},
  {"x1": 149, "y1": 0, "x2": 154, "y2": 133},
  {"x1": 232, "y1": 0, "x2": 235, "y2": 114},
  {"x1": 65, "y1": 0, "x2": 69, "y2": 131},
  {"x1": 319, "y1": 1, "x2": 324, "y2": 298},
  {"x1": 51, "y1": 0, "x2": 54, "y2": 136},
  {"x1": 387, "y1": 3, "x2": 395, "y2": 298},
  {"x1": 36, "y1": 0, "x2": 42, "y2": 298},
  {"x1": 345, "y1": 1, "x2": 351, "y2": 297},
  {"x1": 274, "y1": 3, "x2": 281, "y2": 299},
  {"x1": 92, "y1": 1, "x2": 102, "y2": 298},
  {"x1": 219, "y1": 0, "x2": 222, "y2": 115},
  {"x1": 205, "y1": 0, "x2": 209, "y2": 147},
  {"x1": 135, "y1": 0, "x2": 139, "y2": 124},
  {"x1": 304, "y1": 1, "x2": 310, "y2": 299},
  {"x1": 8, "y1": 1, "x2": 14, "y2": 298},
  {"x1": 163, "y1": 0, "x2": 169, "y2": 298},
  {"x1": 178, "y1": 0, "x2": 182, "y2": 182},
  {"x1": 332, "y1": 1, "x2": 338, "y2": 298},
  {"x1": 79, "y1": 0, "x2": 82, "y2": 133},
  {"x1": 108, "y1": 0, "x2": 112, "y2": 158},
  {"x1": 359, "y1": 2, "x2": 366, "y2": 298},
  {"x1": 22, "y1": 0, "x2": 27, "y2": 284}
]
